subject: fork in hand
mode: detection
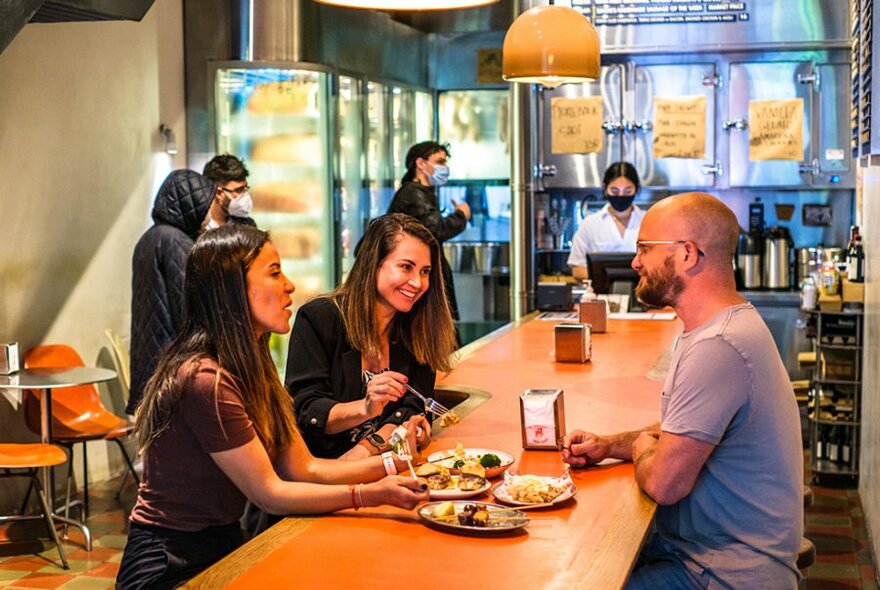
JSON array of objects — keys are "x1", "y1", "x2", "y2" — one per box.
[
  {"x1": 363, "y1": 370, "x2": 454, "y2": 421},
  {"x1": 389, "y1": 426, "x2": 418, "y2": 481}
]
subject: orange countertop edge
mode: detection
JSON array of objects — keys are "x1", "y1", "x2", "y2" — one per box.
[{"x1": 184, "y1": 315, "x2": 681, "y2": 590}]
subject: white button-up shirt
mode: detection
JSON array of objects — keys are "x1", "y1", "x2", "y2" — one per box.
[{"x1": 567, "y1": 203, "x2": 645, "y2": 269}]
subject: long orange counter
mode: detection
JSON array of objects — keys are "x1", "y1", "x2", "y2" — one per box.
[{"x1": 185, "y1": 314, "x2": 680, "y2": 589}]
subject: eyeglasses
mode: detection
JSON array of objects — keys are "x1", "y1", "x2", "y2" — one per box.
[
  {"x1": 218, "y1": 185, "x2": 250, "y2": 197},
  {"x1": 636, "y1": 240, "x2": 705, "y2": 257}
]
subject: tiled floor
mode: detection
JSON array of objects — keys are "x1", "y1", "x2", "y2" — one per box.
[{"x1": 0, "y1": 460, "x2": 877, "y2": 589}]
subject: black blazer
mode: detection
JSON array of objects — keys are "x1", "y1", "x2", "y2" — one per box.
[{"x1": 284, "y1": 297, "x2": 433, "y2": 458}]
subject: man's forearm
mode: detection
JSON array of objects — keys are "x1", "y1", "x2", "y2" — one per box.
[{"x1": 608, "y1": 423, "x2": 660, "y2": 461}]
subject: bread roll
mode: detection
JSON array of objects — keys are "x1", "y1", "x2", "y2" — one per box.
[
  {"x1": 251, "y1": 134, "x2": 321, "y2": 165},
  {"x1": 251, "y1": 180, "x2": 322, "y2": 213},
  {"x1": 247, "y1": 81, "x2": 316, "y2": 115}
]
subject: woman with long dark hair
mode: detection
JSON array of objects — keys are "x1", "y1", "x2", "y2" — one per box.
[
  {"x1": 285, "y1": 213, "x2": 458, "y2": 460},
  {"x1": 568, "y1": 161, "x2": 644, "y2": 280},
  {"x1": 117, "y1": 225, "x2": 427, "y2": 590}
]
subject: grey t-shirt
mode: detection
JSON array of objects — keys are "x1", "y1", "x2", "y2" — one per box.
[{"x1": 656, "y1": 303, "x2": 803, "y2": 589}]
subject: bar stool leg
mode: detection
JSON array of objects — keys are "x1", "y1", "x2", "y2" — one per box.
[{"x1": 33, "y1": 472, "x2": 68, "y2": 569}]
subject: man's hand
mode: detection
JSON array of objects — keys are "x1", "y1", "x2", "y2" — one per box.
[
  {"x1": 453, "y1": 199, "x2": 471, "y2": 221},
  {"x1": 561, "y1": 430, "x2": 610, "y2": 468}
]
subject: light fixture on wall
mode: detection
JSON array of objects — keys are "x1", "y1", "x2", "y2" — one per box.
[
  {"x1": 159, "y1": 124, "x2": 178, "y2": 156},
  {"x1": 503, "y1": 3, "x2": 600, "y2": 88},
  {"x1": 314, "y1": 0, "x2": 498, "y2": 9}
]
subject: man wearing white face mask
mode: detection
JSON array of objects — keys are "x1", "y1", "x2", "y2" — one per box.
[
  {"x1": 387, "y1": 141, "x2": 470, "y2": 329},
  {"x1": 203, "y1": 154, "x2": 257, "y2": 228}
]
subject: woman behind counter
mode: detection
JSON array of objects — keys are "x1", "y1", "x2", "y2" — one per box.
[
  {"x1": 285, "y1": 213, "x2": 458, "y2": 460},
  {"x1": 568, "y1": 161, "x2": 645, "y2": 280},
  {"x1": 117, "y1": 225, "x2": 427, "y2": 590}
]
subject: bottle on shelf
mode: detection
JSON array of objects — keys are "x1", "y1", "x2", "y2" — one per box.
[
  {"x1": 827, "y1": 424, "x2": 839, "y2": 462},
  {"x1": 840, "y1": 426, "x2": 852, "y2": 465},
  {"x1": 846, "y1": 225, "x2": 865, "y2": 283}
]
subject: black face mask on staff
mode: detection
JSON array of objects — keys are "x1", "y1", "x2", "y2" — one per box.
[{"x1": 606, "y1": 195, "x2": 635, "y2": 212}]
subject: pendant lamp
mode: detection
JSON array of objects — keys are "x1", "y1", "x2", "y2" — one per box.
[
  {"x1": 315, "y1": 0, "x2": 499, "y2": 10},
  {"x1": 503, "y1": 4, "x2": 600, "y2": 88}
]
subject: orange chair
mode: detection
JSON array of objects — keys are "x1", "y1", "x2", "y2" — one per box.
[
  {"x1": 23, "y1": 344, "x2": 139, "y2": 518},
  {"x1": 0, "y1": 443, "x2": 70, "y2": 569}
]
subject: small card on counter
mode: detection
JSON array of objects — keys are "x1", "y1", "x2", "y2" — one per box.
[{"x1": 520, "y1": 389, "x2": 566, "y2": 450}]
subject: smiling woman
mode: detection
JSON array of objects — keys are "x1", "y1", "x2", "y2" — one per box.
[{"x1": 285, "y1": 213, "x2": 459, "y2": 460}]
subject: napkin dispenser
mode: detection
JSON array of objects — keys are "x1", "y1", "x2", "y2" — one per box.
[
  {"x1": 520, "y1": 389, "x2": 566, "y2": 450},
  {"x1": 554, "y1": 323, "x2": 591, "y2": 363},
  {"x1": 578, "y1": 300, "x2": 606, "y2": 333},
  {"x1": 0, "y1": 342, "x2": 20, "y2": 375}
]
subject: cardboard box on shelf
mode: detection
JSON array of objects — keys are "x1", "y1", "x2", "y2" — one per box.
[
  {"x1": 841, "y1": 279, "x2": 865, "y2": 303},
  {"x1": 817, "y1": 293, "x2": 842, "y2": 312}
]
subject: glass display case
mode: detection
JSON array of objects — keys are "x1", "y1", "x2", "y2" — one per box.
[
  {"x1": 337, "y1": 75, "x2": 366, "y2": 280},
  {"x1": 214, "y1": 64, "x2": 334, "y2": 369}
]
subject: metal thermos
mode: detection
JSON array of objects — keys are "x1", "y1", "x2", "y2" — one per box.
[
  {"x1": 736, "y1": 231, "x2": 762, "y2": 289},
  {"x1": 762, "y1": 226, "x2": 793, "y2": 290}
]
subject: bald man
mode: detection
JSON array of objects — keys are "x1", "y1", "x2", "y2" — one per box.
[{"x1": 562, "y1": 193, "x2": 803, "y2": 589}]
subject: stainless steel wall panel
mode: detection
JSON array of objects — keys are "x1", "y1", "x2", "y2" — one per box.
[
  {"x1": 429, "y1": 31, "x2": 507, "y2": 90},
  {"x1": 727, "y1": 61, "x2": 813, "y2": 187},
  {"x1": 631, "y1": 62, "x2": 718, "y2": 188},
  {"x1": 538, "y1": 65, "x2": 624, "y2": 189},
  {"x1": 815, "y1": 62, "x2": 855, "y2": 186}
]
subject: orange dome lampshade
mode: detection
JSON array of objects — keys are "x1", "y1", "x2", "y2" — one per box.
[
  {"x1": 316, "y1": 0, "x2": 498, "y2": 9},
  {"x1": 503, "y1": 5, "x2": 600, "y2": 88}
]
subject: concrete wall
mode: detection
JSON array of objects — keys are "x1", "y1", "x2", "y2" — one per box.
[
  {"x1": 0, "y1": 0, "x2": 185, "y2": 511},
  {"x1": 860, "y1": 161, "x2": 880, "y2": 576}
]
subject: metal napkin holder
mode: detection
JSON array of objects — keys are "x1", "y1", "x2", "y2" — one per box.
[
  {"x1": 520, "y1": 389, "x2": 566, "y2": 450},
  {"x1": 0, "y1": 342, "x2": 20, "y2": 375}
]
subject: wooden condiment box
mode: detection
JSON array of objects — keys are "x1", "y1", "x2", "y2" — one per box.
[
  {"x1": 554, "y1": 323, "x2": 591, "y2": 363},
  {"x1": 578, "y1": 300, "x2": 606, "y2": 333}
]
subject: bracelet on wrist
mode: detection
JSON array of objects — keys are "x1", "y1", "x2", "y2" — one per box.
[
  {"x1": 356, "y1": 483, "x2": 365, "y2": 509},
  {"x1": 381, "y1": 451, "x2": 398, "y2": 476},
  {"x1": 349, "y1": 484, "x2": 360, "y2": 510}
]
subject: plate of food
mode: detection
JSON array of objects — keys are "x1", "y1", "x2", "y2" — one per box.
[
  {"x1": 418, "y1": 501, "x2": 528, "y2": 535},
  {"x1": 416, "y1": 463, "x2": 491, "y2": 499},
  {"x1": 491, "y1": 472, "x2": 577, "y2": 507},
  {"x1": 425, "y1": 444, "x2": 515, "y2": 479}
]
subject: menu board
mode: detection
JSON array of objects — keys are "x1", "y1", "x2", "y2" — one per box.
[
  {"x1": 748, "y1": 98, "x2": 804, "y2": 161},
  {"x1": 550, "y1": 96, "x2": 604, "y2": 154},
  {"x1": 652, "y1": 96, "x2": 706, "y2": 159},
  {"x1": 571, "y1": 0, "x2": 750, "y2": 26}
]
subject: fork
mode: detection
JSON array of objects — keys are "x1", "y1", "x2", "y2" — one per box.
[
  {"x1": 363, "y1": 370, "x2": 454, "y2": 420},
  {"x1": 389, "y1": 426, "x2": 418, "y2": 481}
]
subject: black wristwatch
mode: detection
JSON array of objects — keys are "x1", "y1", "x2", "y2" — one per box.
[{"x1": 365, "y1": 433, "x2": 390, "y2": 453}]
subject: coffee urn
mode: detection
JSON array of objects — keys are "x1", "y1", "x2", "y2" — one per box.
[
  {"x1": 762, "y1": 226, "x2": 794, "y2": 290},
  {"x1": 736, "y1": 231, "x2": 762, "y2": 289}
]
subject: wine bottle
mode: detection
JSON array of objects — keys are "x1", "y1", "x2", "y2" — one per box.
[
  {"x1": 828, "y1": 424, "x2": 839, "y2": 462},
  {"x1": 846, "y1": 225, "x2": 865, "y2": 283}
]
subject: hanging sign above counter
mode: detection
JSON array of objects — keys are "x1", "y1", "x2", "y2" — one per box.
[
  {"x1": 652, "y1": 95, "x2": 706, "y2": 159},
  {"x1": 572, "y1": 0, "x2": 749, "y2": 26},
  {"x1": 550, "y1": 96, "x2": 604, "y2": 155}
]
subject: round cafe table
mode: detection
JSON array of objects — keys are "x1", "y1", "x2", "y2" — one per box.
[{"x1": 0, "y1": 366, "x2": 117, "y2": 549}]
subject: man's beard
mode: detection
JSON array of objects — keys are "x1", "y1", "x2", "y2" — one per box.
[{"x1": 635, "y1": 256, "x2": 685, "y2": 309}]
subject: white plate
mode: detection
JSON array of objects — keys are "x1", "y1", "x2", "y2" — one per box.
[
  {"x1": 491, "y1": 475, "x2": 577, "y2": 507},
  {"x1": 425, "y1": 448, "x2": 515, "y2": 479},
  {"x1": 428, "y1": 476, "x2": 491, "y2": 500},
  {"x1": 418, "y1": 501, "x2": 528, "y2": 535}
]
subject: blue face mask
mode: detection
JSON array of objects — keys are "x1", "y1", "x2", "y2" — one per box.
[{"x1": 429, "y1": 164, "x2": 450, "y2": 187}]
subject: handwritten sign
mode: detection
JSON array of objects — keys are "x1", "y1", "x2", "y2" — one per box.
[
  {"x1": 476, "y1": 49, "x2": 503, "y2": 84},
  {"x1": 652, "y1": 96, "x2": 706, "y2": 159},
  {"x1": 551, "y1": 96, "x2": 604, "y2": 154},
  {"x1": 749, "y1": 98, "x2": 804, "y2": 161}
]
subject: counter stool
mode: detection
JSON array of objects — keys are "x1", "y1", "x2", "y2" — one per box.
[
  {"x1": 0, "y1": 443, "x2": 70, "y2": 569},
  {"x1": 799, "y1": 485, "x2": 816, "y2": 571}
]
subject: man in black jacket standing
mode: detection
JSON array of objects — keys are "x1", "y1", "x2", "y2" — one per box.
[
  {"x1": 126, "y1": 170, "x2": 215, "y2": 415},
  {"x1": 387, "y1": 141, "x2": 470, "y2": 324}
]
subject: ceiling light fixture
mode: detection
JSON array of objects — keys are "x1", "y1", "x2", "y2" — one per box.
[
  {"x1": 314, "y1": 0, "x2": 499, "y2": 10},
  {"x1": 503, "y1": 3, "x2": 600, "y2": 88}
]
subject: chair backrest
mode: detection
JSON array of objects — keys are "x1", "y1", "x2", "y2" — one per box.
[
  {"x1": 104, "y1": 329, "x2": 131, "y2": 393},
  {"x1": 22, "y1": 344, "x2": 108, "y2": 437}
]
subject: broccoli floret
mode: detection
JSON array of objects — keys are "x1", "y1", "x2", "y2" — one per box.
[
  {"x1": 480, "y1": 453, "x2": 501, "y2": 468},
  {"x1": 453, "y1": 459, "x2": 465, "y2": 469}
]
